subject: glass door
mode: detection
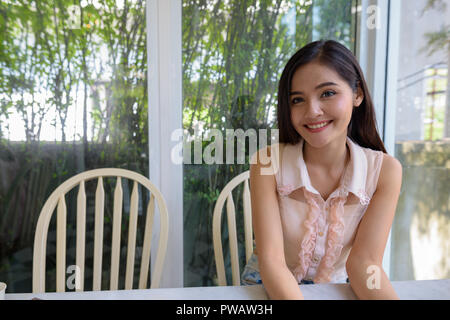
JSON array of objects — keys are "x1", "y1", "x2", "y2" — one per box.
[{"x1": 390, "y1": 0, "x2": 450, "y2": 281}]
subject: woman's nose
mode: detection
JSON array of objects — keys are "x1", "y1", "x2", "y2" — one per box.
[{"x1": 305, "y1": 100, "x2": 324, "y2": 117}]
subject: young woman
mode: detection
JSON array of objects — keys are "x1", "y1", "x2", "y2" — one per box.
[{"x1": 243, "y1": 40, "x2": 402, "y2": 300}]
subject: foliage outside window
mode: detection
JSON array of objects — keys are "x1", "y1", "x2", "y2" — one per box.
[
  {"x1": 0, "y1": 0, "x2": 148, "y2": 292},
  {"x1": 424, "y1": 66, "x2": 447, "y2": 141}
]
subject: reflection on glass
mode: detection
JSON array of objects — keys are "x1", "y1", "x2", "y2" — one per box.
[
  {"x1": 0, "y1": 0, "x2": 148, "y2": 292},
  {"x1": 182, "y1": 0, "x2": 357, "y2": 287},
  {"x1": 391, "y1": 0, "x2": 450, "y2": 281}
]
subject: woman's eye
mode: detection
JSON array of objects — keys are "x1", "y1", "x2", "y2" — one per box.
[
  {"x1": 321, "y1": 90, "x2": 336, "y2": 98},
  {"x1": 291, "y1": 97, "x2": 303, "y2": 104}
]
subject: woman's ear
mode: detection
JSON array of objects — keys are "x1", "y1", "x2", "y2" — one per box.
[{"x1": 353, "y1": 84, "x2": 364, "y2": 107}]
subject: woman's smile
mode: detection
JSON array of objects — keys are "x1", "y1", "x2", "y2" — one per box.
[{"x1": 304, "y1": 120, "x2": 333, "y2": 132}]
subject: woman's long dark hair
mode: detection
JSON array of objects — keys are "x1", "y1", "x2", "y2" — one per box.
[{"x1": 277, "y1": 40, "x2": 386, "y2": 153}]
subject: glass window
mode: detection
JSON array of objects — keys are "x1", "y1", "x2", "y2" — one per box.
[
  {"x1": 391, "y1": 0, "x2": 450, "y2": 281},
  {"x1": 0, "y1": 0, "x2": 148, "y2": 292},
  {"x1": 182, "y1": 0, "x2": 358, "y2": 287}
]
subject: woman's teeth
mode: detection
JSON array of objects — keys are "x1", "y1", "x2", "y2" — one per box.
[{"x1": 306, "y1": 121, "x2": 331, "y2": 129}]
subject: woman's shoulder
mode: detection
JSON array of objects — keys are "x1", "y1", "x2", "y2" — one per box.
[
  {"x1": 356, "y1": 143, "x2": 385, "y2": 171},
  {"x1": 352, "y1": 142, "x2": 401, "y2": 195},
  {"x1": 250, "y1": 142, "x2": 298, "y2": 179},
  {"x1": 378, "y1": 153, "x2": 403, "y2": 184},
  {"x1": 249, "y1": 143, "x2": 281, "y2": 178},
  {"x1": 250, "y1": 142, "x2": 292, "y2": 165},
  {"x1": 360, "y1": 145, "x2": 402, "y2": 175},
  {"x1": 366, "y1": 152, "x2": 402, "y2": 195}
]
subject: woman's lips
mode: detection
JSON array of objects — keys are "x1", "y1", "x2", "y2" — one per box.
[{"x1": 304, "y1": 120, "x2": 332, "y2": 133}]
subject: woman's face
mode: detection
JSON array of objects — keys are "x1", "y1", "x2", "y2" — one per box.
[{"x1": 289, "y1": 61, "x2": 363, "y2": 149}]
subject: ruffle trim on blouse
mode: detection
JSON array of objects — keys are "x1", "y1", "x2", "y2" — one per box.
[
  {"x1": 277, "y1": 184, "x2": 370, "y2": 283},
  {"x1": 313, "y1": 195, "x2": 347, "y2": 283},
  {"x1": 356, "y1": 188, "x2": 371, "y2": 206},
  {"x1": 276, "y1": 184, "x2": 296, "y2": 197},
  {"x1": 292, "y1": 189, "x2": 320, "y2": 282}
]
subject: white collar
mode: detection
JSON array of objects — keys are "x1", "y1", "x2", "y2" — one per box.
[{"x1": 293, "y1": 136, "x2": 368, "y2": 202}]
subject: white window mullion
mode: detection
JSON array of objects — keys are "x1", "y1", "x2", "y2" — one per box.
[
  {"x1": 357, "y1": 0, "x2": 399, "y2": 278},
  {"x1": 357, "y1": 0, "x2": 388, "y2": 138},
  {"x1": 383, "y1": 0, "x2": 401, "y2": 280},
  {"x1": 383, "y1": 0, "x2": 400, "y2": 155},
  {"x1": 147, "y1": 0, "x2": 183, "y2": 288}
]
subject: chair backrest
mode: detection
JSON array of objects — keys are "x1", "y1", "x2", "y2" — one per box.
[
  {"x1": 212, "y1": 170, "x2": 252, "y2": 286},
  {"x1": 33, "y1": 168, "x2": 169, "y2": 293}
]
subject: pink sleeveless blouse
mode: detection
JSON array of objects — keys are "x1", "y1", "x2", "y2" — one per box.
[{"x1": 266, "y1": 137, "x2": 384, "y2": 284}]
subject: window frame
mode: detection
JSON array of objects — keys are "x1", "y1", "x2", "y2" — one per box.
[
  {"x1": 147, "y1": 0, "x2": 183, "y2": 288},
  {"x1": 356, "y1": 0, "x2": 401, "y2": 278}
]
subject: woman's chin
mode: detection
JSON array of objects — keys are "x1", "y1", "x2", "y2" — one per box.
[
  {"x1": 298, "y1": 130, "x2": 331, "y2": 147},
  {"x1": 303, "y1": 138, "x2": 331, "y2": 149},
  {"x1": 301, "y1": 130, "x2": 348, "y2": 150}
]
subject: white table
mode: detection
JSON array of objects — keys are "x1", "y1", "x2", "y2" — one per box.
[{"x1": 5, "y1": 279, "x2": 450, "y2": 300}]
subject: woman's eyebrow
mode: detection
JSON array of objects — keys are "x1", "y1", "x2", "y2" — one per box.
[{"x1": 289, "y1": 82, "x2": 338, "y2": 95}]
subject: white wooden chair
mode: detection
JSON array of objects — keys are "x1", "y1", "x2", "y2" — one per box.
[
  {"x1": 212, "y1": 170, "x2": 253, "y2": 286},
  {"x1": 32, "y1": 168, "x2": 169, "y2": 293}
]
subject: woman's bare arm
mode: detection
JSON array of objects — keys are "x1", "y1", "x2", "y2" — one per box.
[
  {"x1": 346, "y1": 153, "x2": 402, "y2": 300},
  {"x1": 250, "y1": 147, "x2": 304, "y2": 300}
]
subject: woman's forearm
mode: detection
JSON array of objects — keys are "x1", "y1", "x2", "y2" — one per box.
[
  {"x1": 347, "y1": 260, "x2": 399, "y2": 300},
  {"x1": 259, "y1": 261, "x2": 304, "y2": 300}
]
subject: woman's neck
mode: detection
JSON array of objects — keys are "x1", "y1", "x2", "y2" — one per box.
[{"x1": 303, "y1": 135, "x2": 349, "y2": 175}]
